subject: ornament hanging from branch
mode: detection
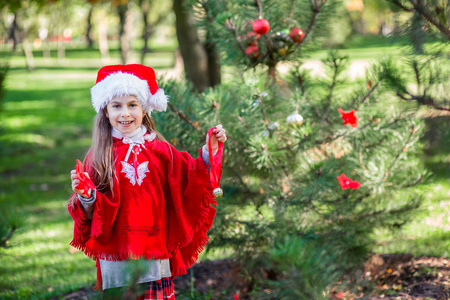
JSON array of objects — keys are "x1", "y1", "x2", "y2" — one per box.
[
  {"x1": 253, "y1": 18, "x2": 270, "y2": 35},
  {"x1": 338, "y1": 108, "x2": 359, "y2": 128},
  {"x1": 336, "y1": 173, "x2": 361, "y2": 189},
  {"x1": 286, "y1": 112, "x2": 303, "y2": 126},
  {"x1": 289, "y1": 28, "x2": 305, "y2": 43},
  {"x1": 245, "y1": 45, "x2": 260, "y2": 58}
]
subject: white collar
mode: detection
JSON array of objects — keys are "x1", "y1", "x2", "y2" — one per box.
[
  {"x1": 112, "y1": 125, "x2": 148, "y2": 142},
  {"x1": 112, "y1": 125, "x2": 157, "y2": 162}
]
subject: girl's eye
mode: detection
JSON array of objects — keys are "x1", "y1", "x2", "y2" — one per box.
[
  {"x1": 113, "y1": 105, "x2": 121, "y2": 108},
  {"x1": 129, "y1": 103, "x2": 137, "y2": 107}
]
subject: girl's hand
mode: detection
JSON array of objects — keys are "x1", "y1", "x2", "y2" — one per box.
[
  {"x1": 70, "y1": 170, "x2": 91, "y2": 198},
  {"x1": 206, "y1": 124, "x2": 227, "y2": 154}
]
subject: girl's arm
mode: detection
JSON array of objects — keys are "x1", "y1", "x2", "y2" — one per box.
[
  {"x1": 70, "y1": 169, "x2": 93, "y2": 198},
  {"x1": 70, "y1": 169, "x2": 96, "y2": 219},
  {"x1": 204, "y1": 124, "x2": 227, "y2": 154}
]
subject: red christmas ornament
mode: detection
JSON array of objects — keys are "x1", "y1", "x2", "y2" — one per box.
[
  {"x1": 338, "y1": 108, "x2": 359, "y2": 128},
  {"x1": 252, "y1": 18, "x2": 270, "y2": 35},
  {"x1": 246, "y1": 30, "x2": 260, "y2": 40},
  {"x1": 331, "y1": 291, "x2": 344, "y2": 299},
  {"x1": 245, "y1": 45, "x2": 260, "y2": 58},
  {"x1": 289, "y1": 28, "x2": 305, "y2": 43},
  {"x1": 75, "y1": 159, "x2": 97, "y2": 197},
  {"x1": 234, "y1": 293, "x2": 240, "y2": 300},
  {"x1": 336, "y1": 173, "x2": 361, "y2": 190}
]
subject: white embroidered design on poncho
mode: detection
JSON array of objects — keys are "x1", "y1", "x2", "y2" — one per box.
[{"x1": 121, "y1": 161, "x2": 150, "y2": 186}]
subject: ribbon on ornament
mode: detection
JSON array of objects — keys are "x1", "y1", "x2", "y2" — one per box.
[
  {"x1": 207, "y1": 127, "x2": 224, "y2": 198},
  {"x1": 75, "y1": 159, "x2": 97, "y2": 197}
]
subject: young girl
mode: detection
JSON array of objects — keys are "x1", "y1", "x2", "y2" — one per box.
[{"x1": 68, "y1": 64, "x2": 226, "y2": 299}]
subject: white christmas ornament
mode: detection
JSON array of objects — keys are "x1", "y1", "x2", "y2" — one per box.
[{"x1": 286, "y1": 113, "x2": 303, "y2": 126}]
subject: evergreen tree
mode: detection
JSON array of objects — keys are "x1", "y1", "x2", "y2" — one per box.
[
  {"x1": 384, "y1": 0, "x2": 450, "y2": 111},
  {"x1": 154, "y1": 0, "x2": 428, "y2": 298}
]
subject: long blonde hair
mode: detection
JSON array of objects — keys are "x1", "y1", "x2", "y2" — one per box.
[{"x1": 69, "y1": 109, "x2": 166, "y2": 206}]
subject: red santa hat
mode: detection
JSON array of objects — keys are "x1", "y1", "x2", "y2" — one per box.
[{"x1": 90, "y1": 64, "x2": 168, "y2": 114}]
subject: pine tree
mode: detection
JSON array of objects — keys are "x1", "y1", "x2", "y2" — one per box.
[
  {"x1": 384, "y1": 0, "x2": 450, "y2": 111},
  {"x1": 153, "y1": 0, "x2": 428, "y2": 298}
]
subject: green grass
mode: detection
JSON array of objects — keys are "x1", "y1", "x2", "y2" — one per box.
[
  {"x1": 0, "y1": 44, "x2": 181, "y2": 299},
  {"x1": 0, "y1": 39, "x2": 449, "y2": 299}
]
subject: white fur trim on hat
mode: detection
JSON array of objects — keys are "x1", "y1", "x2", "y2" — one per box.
[
  {"x1": 90, "y1": 72, "x2": 168, "y2": 114},
  {"x1": 149, "y1": 88, "x2": 169, "y2": 112}
]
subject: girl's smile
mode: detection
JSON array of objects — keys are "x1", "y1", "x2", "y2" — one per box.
[{"x1": 105, "y1": 95, "x2": 145, "y2": 135}]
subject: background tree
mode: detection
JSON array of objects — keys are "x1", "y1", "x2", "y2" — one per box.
[
  {"x1": 388, "y1": 0, "x2": 450, "y2": 41},
  {"x1": 173, "y1": 0, "x2": 221, "y2": 91},
  {"x1": 153, "y1": 0, "x2": 429, "y2": 297},
  {"x1": 85, "y1": 3, "x2": 95, "y2": 48},
  {"x1": 116, "y1": 1, "x2": 133, "y2": 64},
  {"x1": 384, "y1": 0, "x2": 450, "y2": 111},
  {"x1": 139, "y1": 0, "x2": 171, "y2": 64}
]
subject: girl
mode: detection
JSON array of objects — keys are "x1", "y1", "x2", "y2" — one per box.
[{"x1": 68, "y1": 64, "x2": 226, "y2": 299}]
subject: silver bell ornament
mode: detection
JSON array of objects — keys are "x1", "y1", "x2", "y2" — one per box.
[
  {"x1": 213, "y1": 188, "x2": 223, "y2": 198},
  {"x1": 286, "y1": 113, "x2": 303, "y2": 126}
]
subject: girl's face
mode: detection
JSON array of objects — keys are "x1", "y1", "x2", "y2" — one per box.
[{"x1": 105, "y1": 95, "x2": 145, "y2": 135}]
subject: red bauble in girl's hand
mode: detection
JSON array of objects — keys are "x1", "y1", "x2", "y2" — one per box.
[
  {"x1": 252, "y1": 18, "x2": 270, "y2": 35},
  {"x1": 75, "y1": 159, "x2": 97, "y2": 197},
  {"x1": 289, "y1": 28, "x2": 305, "y2": 43}
]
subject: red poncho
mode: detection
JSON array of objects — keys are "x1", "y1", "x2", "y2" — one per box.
[{"x1": 68, "y1": 137, "x2": 222, "y2": 290}]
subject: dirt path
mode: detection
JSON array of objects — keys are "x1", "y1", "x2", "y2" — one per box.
[{"x1": 60, "y1": 254, "x2": 450, "y2": 299}]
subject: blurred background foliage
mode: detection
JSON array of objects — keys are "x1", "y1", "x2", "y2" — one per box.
[{"x1": 0, "y1": 0, "x2": 449, "y2": 299}]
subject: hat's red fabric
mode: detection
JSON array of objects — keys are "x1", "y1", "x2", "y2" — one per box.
[{"x1": 96, "y1": 64, "x2": 159, "y2": 95}]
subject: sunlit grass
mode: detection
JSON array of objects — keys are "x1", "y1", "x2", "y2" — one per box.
[{"x1": 0, "y1": 199, "x2": 101, "y2": 299}]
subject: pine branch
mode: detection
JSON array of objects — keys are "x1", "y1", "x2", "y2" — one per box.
[
  {"x1": 200, "y1": 0, "x2": 215, "y2": 24},
  {"x1": 409, "y1": 0, "x2": 450, "y2": 40},
  {"x1": 397, "y1": 92, "x2": 450, "y2": 111},
  {"x1": 322, "y1": 53, "x2": 348, "y2": 122},
  {"x1": 230, "y1": 167, "x2": 251, "y2": 194},
  {"x1": 224, "y1": 19, "x2": 247, "y2": 58},
  {"x1": 382, "y1": 57, "x2": 450, "y2": 111},
  {"x1": 392, "y1": 0, "x2": 450, "y2": 40},
  {"x1": 322, "y1": 63, "x2": 340, "y2": 122},
  {"x1": 167, "y1": 102, "x2": 203, "y2": 134},
  {"x1": 303, "y1": 0, "x2": 324, "y2": 42},
  {"x1": 258, "y1": 92, "x2": 270, "y2": 128},
  {"x1": 322, "y1": 191, "x2": 371, "y2": 206},
  {"x1": 400, "y1": 174, "x2": 424, "y2": 188},
  {"x1": 293, "y1": 71, "x2": 321, "y2": 118},
  {"x1": 352, "y1": 81, "x2": 380, "y2": 109},
  {"x1": 391, "y1": 0, "x2": 414, "y2": 12},
  {"x1": 332, "y1": 201, "x2": 420, "y2": 225},
  {"x1": 383, "y1": 125, "x2": 416, "y2": 182}
]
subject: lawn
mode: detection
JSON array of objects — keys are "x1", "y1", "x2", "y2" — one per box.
[{"x1": 0, "y1": 39, "x2": 449, "y2": 299}]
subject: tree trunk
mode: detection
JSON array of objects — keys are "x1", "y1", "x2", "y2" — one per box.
[
  {"x1": 56, "y1": 9, "x2": 65, "y2": 60},
  {"x1": 9, "y1": 12, "x2": 20, "y2": 52},
  {"x1": 140, "y1": 0, "x2": 151, "y2": 65},
  {"x1": 22, "y1": 39, "x2": 35, "y2": 71},
  {"x1": 173, "y1": 0, "x2": 209, "y2": 92},
  {"x1": 98, "y1": 17, "x2": 110, "y2": 64},
  {"x1": 204, "y1": 29, "x2": 221, "y2": 87},
  {"x1": 86, "y1": 5, "x2": 94, "y2": 48},
  {"x1": 58, "y1": 33, "x2": 65, "y2": 59},
  {"x1": 118, "y1": 3, "x2": 133, "y2": 64}
]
